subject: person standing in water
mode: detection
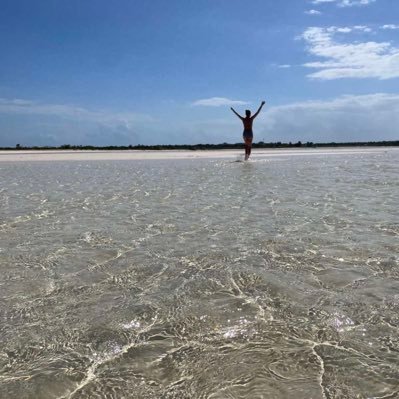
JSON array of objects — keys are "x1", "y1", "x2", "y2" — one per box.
[{"x1": 231, "y1": 101, "x2": 266, "y2": 160}]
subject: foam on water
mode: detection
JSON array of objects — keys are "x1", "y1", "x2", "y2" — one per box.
[{"x1": 1, "y1": 149, "x2": 399, "y2": 398}]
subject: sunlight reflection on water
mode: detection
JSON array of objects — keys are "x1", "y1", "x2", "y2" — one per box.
[{"x1": 1, "y1": 150, "x2": 399, "y2": 398}]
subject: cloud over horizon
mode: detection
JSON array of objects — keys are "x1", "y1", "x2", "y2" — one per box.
[
  {"x1": 0, "y1": 98, "x2": 154, "y2": 147},
  {"x1": 1, "y1": 94, "x2": 398, "y2": 146},
  {"x1": 0, "y1": 98, "x2": 152, "y2": 125},
  {"x1": 260, "y1": 93, "x2": 399, "y2": 142}
]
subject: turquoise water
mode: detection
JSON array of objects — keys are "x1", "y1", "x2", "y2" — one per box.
[{"x1": 1, "y1": 150, "x2": 398, "y2": 398}]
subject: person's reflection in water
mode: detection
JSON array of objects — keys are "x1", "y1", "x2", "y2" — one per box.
[{"x1": 230, "y1": 101, "x2": 266, "y2": 160}]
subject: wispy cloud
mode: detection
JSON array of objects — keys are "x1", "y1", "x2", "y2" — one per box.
[
  {"x1": 305, "y1": 9, "x2": 322, "y2": 15},
  {"x1": 0, "y1": 98, "x2": 154, "y2": 146},
  {"x1": 301, "y1": 26, "x2": 399, "y2": 80},
  {"x1": 0, "y1": 98, "x2": 152, "y2": 127},
  {"x1": 311, "y1": 0, "x2": 376, "y2": 7},
  {"x1": 381, "y1": 24, "x2": 399, "y2": 30},
  {"x1": 192, "y1": 97, "x2": 250, "y2": 107}
]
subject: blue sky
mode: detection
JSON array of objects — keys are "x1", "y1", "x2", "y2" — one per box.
[{"x1": 1, "y1": 0, "x2": 399, "y2": 146}]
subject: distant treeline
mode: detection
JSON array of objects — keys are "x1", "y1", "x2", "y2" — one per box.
[{"x1": 2, "y1": 140, "x2": 399, "y2": 151}]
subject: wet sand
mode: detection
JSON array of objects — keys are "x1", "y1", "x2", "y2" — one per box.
[{"x1": 0, "y1": 147, "x2": 397, "y2": 162}]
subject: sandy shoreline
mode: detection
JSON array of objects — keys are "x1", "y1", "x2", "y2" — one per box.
[{"x1": 0, "y1": 147, "x2": 397, "y2": 162}]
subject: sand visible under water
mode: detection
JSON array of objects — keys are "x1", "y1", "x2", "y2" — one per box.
[{"x1": 1, "y1": 147, "x2": 398, "y2": 398}]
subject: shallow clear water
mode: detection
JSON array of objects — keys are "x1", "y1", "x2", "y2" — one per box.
[{"x1": 1, "y1": 150, "x2": 399, "y2": 399}]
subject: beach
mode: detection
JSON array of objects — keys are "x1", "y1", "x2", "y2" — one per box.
[
  {"x1": 1, "y1": 147, "x2": 399, "y2": 398},
  {"x1": 0, "y1": 147, "x2": 396, "y2": 162}
]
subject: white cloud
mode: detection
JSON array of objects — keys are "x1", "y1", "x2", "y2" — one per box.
[
  {"x1": 278, "y1": 64, "x2": 292, "y2": 68},
  {"x1": 311, "y1": 0, "x2": 337, "y2": 3},
  {"x1": 301, "y1": 26, "x2": 399, "y2": 80},
  {"x1": 305, "y1": 9, "x2": 322, "y2": 15},
  {"x1": 259, "y1": 93, "x2": 399, "y2": 142},
  {"x1": 381, "y1": 24, "x2": 399, "y2": 30},
  {"x1": 353, "y1": 25, "x2": 372, "y2": 32},
  {"x1": 192, "y1": 97, "x2": 250, "y2": 107},
  {"x1": 0, "y1": 98, "x2": 152, "y2": 127},
  {"x1": 311, "y1": 0, "x2": 376, "y2": 7}
]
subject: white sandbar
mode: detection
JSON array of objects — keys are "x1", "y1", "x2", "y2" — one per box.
[{"x1": 0, "y1": 147, "x2": 397, "y2": 162}]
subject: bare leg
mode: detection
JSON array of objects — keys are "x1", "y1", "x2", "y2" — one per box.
[{"x1": 244, "y1": 137, "x2": 253, "y2": 160}]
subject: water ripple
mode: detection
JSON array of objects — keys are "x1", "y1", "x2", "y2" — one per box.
[{"x1": 1, "y1": 152, "x2": 399, "y2": 398}]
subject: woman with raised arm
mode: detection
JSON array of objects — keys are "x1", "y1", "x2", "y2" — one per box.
[{"x1": 231, "y1": 101, "x2": 266, "y2": 160}]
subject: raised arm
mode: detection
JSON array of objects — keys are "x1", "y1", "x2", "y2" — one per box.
[
  {"x1": 230, "y1": 107, "x2": 243, "y2": 120},
  {"x1": 252, "y1": 101, "x2": 266, "y2": 119}
]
